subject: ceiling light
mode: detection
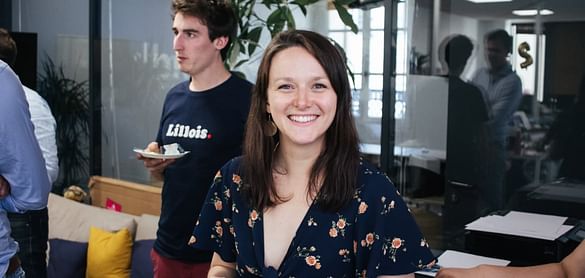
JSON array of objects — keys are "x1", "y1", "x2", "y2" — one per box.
[
  {"x1": 512, "y1": 9, "x2": 554, "y2": 16},
  {"x1": 466, "y1": 0, "x2": 513, "y2": 3}
]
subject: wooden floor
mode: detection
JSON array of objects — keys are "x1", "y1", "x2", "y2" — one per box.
[{"x1": 409, "y1": 197, "x2": 445, "y2": 251}]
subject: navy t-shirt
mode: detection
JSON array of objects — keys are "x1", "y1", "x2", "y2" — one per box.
[{"x1": 154, "y1": 74, "x2": 252, "y2": 262}]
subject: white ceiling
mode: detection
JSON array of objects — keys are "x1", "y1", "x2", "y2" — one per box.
[{"x1": 446, "y1": 0, "x2": 585, "y2": 22}]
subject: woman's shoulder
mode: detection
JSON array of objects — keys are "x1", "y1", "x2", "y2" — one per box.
[
  {"x1": 219, "y1": 156, "x2": 244, "y2": 175},
  {"x1": 355, "y1": 158, "x2": 400, "y2": 199}
]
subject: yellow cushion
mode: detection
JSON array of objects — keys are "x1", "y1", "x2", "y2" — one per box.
[{"x1": 86, "y1": 226, "x2": 133, "y2": 278}]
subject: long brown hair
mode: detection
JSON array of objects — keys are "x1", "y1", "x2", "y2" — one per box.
[{"x1": 242, "y1": 30, "x2": 360, "y2": 212}]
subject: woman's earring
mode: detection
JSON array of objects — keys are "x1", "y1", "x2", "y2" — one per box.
[{"x1": 265, "y1": 114, "x2": 278, "y2": 137}]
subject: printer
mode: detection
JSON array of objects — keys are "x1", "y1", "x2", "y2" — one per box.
[{"x1": 464, "y1": 210, "x2": 583, "y2": 266}]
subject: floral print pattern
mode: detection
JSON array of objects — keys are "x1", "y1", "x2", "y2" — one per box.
[
  {"x1": 297, "y1": 246, "x2": 322, "y2": 270},
  {"x1": 191, "y1": 157, "x2": 436, "y2": 277},
  {"x1": 329, "y1": 215, "x2": 350, "y2": 238}
]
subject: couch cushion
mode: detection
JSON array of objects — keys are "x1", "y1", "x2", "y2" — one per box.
[
  {"x1": 48, "y1": 193, "x2": 137, "y2": 242},
  {"x1": 47, "y1": 239, "x2": 87, "y2": 278},
  {"x1": 86, "y1": 226, "x2": 133, "y2": 278},
  {"x1": 135, "y1": 214, "x2": 159, "y2": 241},
  {"x1": 130, "y1": 239, "x2": 155, "y2": 278}
]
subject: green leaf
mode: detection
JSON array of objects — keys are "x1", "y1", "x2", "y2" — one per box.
[
  {"x1": 334, "y1": 0, "x2": 355, "y2": 5},
  {"x1": 232, "y1": 71, "x2": 247, "y2": 80},
  {"x1": 261, "y1": 0, "x2": 278, "y2": 9},
  {"x1": 229, "y1": 42, "x2": 240, "y2": 66},
  {"x1": 266, "y1": 8, "x2": 283, "y2": 26},
  {"x1": 247, "y1": 27, "x2": 263, "y2": 56},
  {"x1": 234, "y1": 58, "x2": 249, "y2": 69},
  {"x1": 293, "y1": 0, "x2": 320, "y2": 5},
  {"x1": 284, "y1": 6, "x2": 296, "y2": 30},
  {"x1": 292, "y1": 0, "x2": 319, "y2": 14},
  {"x1": 334, "y1": 2, "x2": 358, "y2": 33},
  {"x1": 238, "y1": 39, "x2": 246, "y2": 54},
  {"x1": 329, "y1": 37, "x2": 356, "y2": 86},
  {"x1": 267, "y1": 8, "x2": 286, "y2": 36},
  {"x1": 295, "y1": 4, "x2": 308, "y2": 15}
]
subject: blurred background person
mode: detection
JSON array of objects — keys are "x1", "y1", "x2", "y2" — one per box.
[
  {"x1": 441, "y1": 34, "x2": 490, "y2": 248},
  {"x1": 540, "y1": 73, "x2": 585, "y2": 182},
  {"x1": 471, "y1": 29, "x2": 522, "y2": 211},
  {"x1": 1, "y1": 27, "x2": 57, "y2": 278},
  {"x1": 1, "y1": 59, "x2": 51, "y2": 278}
]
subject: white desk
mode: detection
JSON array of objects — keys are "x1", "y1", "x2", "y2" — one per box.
[
  {"x1": 359, "y1": 143, "x2": 445, "y2": 174},
  {"x1": 360, "y1": 143, "x2": 446, "y2": 195}
]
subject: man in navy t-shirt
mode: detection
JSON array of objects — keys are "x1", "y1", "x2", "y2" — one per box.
[{"x1": 137, "y1": 1, "x2": 251, "y2": 277}]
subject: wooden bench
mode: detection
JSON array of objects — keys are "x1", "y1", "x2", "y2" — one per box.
[{"x1": 89, "y1": 176, "x2": 162, "y2": 216}]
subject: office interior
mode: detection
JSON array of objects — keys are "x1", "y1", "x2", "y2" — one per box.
[{"x1": 2, "y1": 0, "x2": 584, "y2": 268}]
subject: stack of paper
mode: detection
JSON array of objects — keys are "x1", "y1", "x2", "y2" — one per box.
[
  {"x1": 416, "y1": 250, "x2": 510, "y2": 277},
  {"x1": 465, "y1": 211, "x2": 573, "y2": 241}
]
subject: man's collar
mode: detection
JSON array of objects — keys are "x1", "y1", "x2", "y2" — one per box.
[{"x1": 490, "y1": 63, "x2": 513, "y2": 77}]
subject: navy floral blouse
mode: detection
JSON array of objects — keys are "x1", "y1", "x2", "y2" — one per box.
[{"x1": 190, "y1": 157, "x2": 436, "y2": 277}]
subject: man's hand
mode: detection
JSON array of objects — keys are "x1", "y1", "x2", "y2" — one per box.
[
  {"x1": 0, "y1": 175, "x2": 10, "y2": 198},
  {"x1": 136, "y1": 142, "x2": 176, "y2": 181}
]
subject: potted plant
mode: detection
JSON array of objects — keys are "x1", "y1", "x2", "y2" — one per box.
[
  {"x1": 227, "y1": 0, "x2": 358, "y2": 74},
  {"x1": 37, "y1": 56, "x2": 90, "y2": 194}
]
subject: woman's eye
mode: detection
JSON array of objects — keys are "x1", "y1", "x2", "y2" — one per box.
[
  {"x1": 314, "y1": 83, "x2": 327, "y2": 89},
  {"x1": 278, "y1": 84, "x2": 292, "y2": 90}
]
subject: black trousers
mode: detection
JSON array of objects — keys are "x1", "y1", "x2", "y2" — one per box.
[{"x1": 8, "y1": 207, "x2": 49, "y2": 278}]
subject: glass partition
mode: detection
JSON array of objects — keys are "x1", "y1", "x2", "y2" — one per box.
[
  {"x1": 391, "y1": 0, "x2": 585, "y2": 251},
  {"x1": 99, "y1": 0, "x2": 184, "y2": 185},
  {"x1": 11, "y1": 0, "x2": 90, "y2": 192}
]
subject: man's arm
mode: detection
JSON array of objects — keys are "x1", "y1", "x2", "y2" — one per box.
[
  {"x1": 490, "y1": 75, "x2": 522, "y2": 127},
  {"x1": 0, "y1": 62, "x2": 50, "y2": 212},
  {"x1": 23, "y1": 86, "x2": 59, "y2": 184}
]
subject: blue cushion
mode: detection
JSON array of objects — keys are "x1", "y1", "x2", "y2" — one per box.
[
  {"x1": 130, "y1": 239, "x2": 155, "y2": 278},
  {"x1": 47, "y1": 239, "x2": 87, "y2": 278}
]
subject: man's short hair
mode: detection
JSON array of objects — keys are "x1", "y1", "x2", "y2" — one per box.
[
  {"x1": 171, "y1": 0, "x2": 237, "y2": 61},
  {"x1": 485, "y1": 29, "x2": 512, "y2": 54},
  {"x1": 0, "y1": 28, "x2": 17, "y2": 66},
  {"x1": 445, "y1": 35, "x2": 474, "y2": 70}
]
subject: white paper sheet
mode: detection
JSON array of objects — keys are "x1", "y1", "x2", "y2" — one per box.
[
  {"x1": 465, "y1": 211, "x2": 573, "y2": 241},
  {"x1": 416, "y1": 250, "x2": 510, "y2": 277}
]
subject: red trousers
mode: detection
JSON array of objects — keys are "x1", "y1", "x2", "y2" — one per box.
[{"x1": 150, "y1": 248, "x2": 210, "y2": 278}]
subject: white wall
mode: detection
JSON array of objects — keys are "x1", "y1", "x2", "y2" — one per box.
[
  {"x1": 439, "y1": 12, "x2": 480, "y2": 80},
  {"x1": 12, "y1": 0, "x2": 89, "y2": 82}
]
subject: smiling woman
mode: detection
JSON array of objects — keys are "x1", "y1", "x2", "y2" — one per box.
[
  {"x1": 189, "y1": 30, "x2": 436, "y2": 278},
  {"x1": 266, "y1": 46, "x2": 338, "y2": 149}
]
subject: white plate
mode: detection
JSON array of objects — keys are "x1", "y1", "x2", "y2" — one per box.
[{"x1": 133, "y1": 148, "x2": 190, "y2": 159}]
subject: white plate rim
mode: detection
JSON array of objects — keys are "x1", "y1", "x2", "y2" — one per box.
[{"x1": 133, "y1": 148, "x2": 190, "y2": 159}]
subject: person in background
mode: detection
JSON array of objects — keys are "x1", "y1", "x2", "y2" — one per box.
[
  {"x1": 443, "y1": 34, "x2": 489, "y2": 189},
  {"x1": 541, "y1": 73, "x2": 585, "y2": 181},
  {"x1": 0, "y1": 60, "x2": 51, "y2": 278},
  {"x1": 471, "y1": 29, "x2": 522, "y2": 211},
  {"x1": 189, "y1": 29, "x2": 435, "y2": 277},
  {"x1": 436, "y1": 240, "x2": 585, "y2": 278},
  {"x1": 136, "y1": 0, "x2": 252, "y2": 277},
  {"x1": 0, "y1": 27, "x2": 59, "y2": 278},
  {"x1": 441, "y1": 34, "x2": 490, "y2": 248}
]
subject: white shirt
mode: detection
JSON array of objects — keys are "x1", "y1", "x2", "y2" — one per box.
[
  {"x1": 472, "y1": 64, "x2": 522, "y2": 146},
  {"x1": 23, "y1": 86, "x2": 59, "y2": 183}
]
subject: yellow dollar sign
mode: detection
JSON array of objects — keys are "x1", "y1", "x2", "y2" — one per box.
[{"x1": 518, "y1": 41, "x2": 533, "y2": 69}]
